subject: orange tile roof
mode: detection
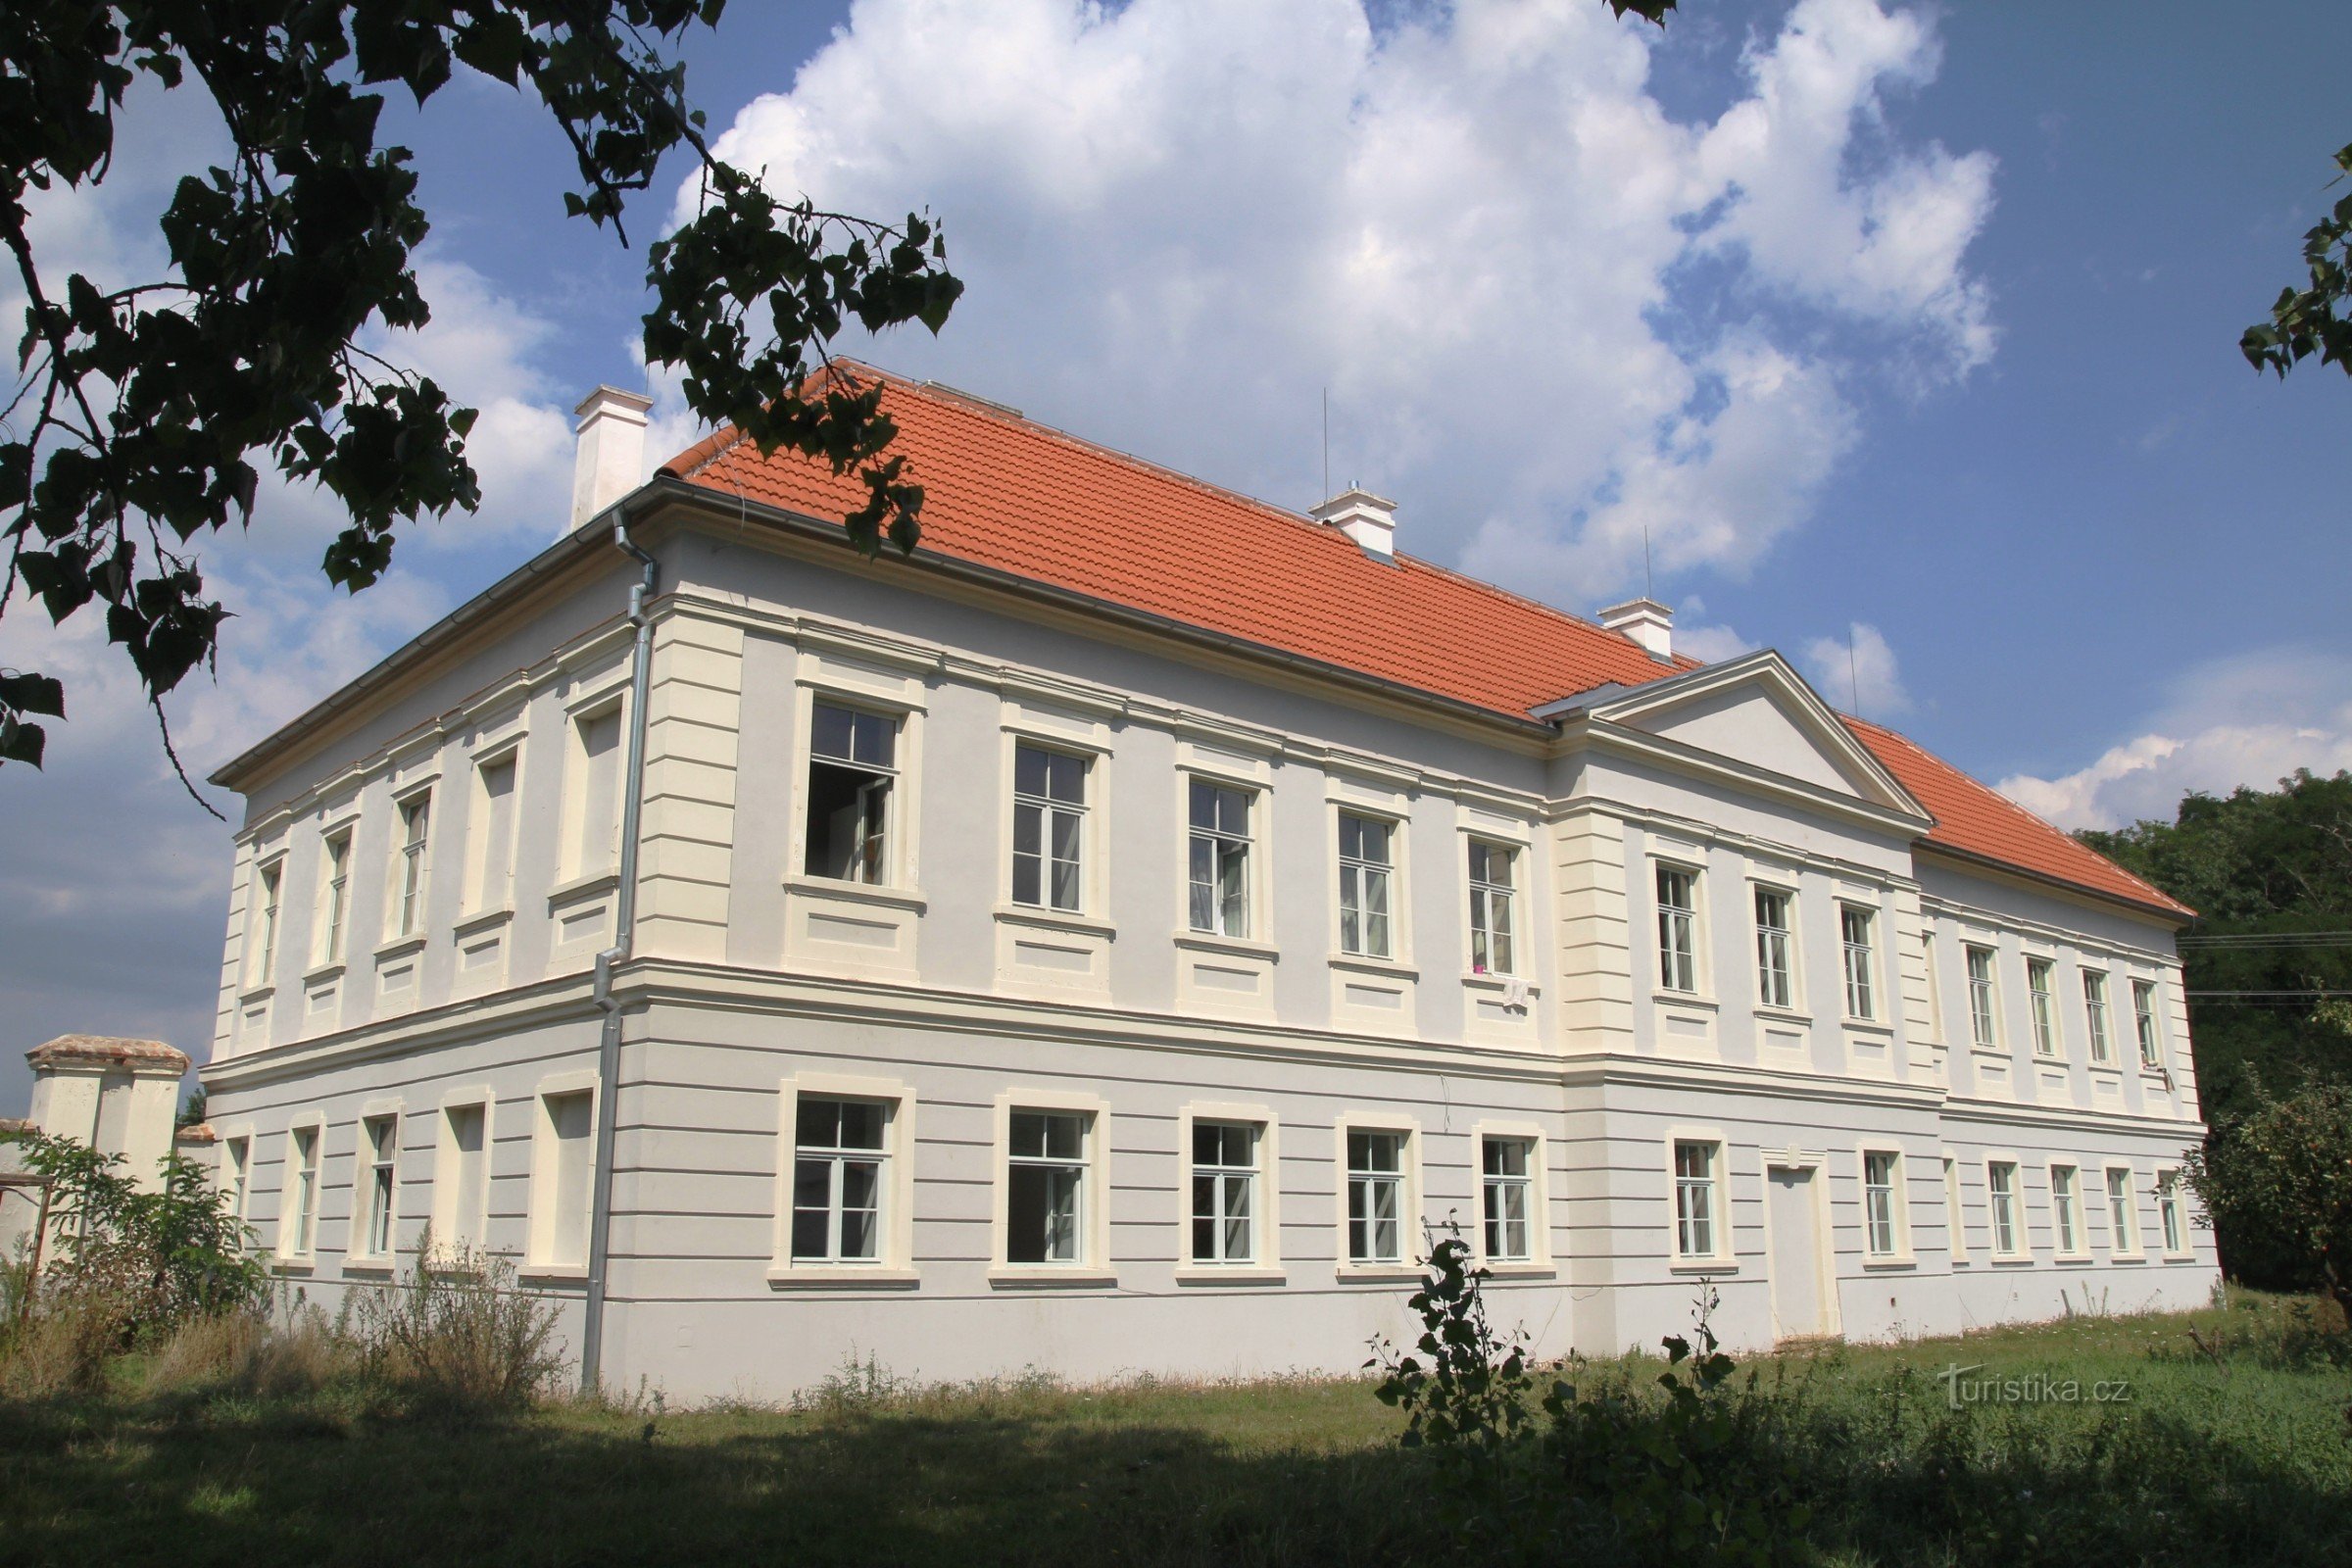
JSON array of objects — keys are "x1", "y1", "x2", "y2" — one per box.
[
  {"x1": 1843, "y1": 716, "x2": 2191, "y2": 919},
  {"x1": 662, "y1": 368, "x2": 2184, "y2": 923}
]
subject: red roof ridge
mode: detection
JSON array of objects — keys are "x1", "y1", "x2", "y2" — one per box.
[{"x1": 660, "y1": 362, "x2": 1679, "y2": 673}]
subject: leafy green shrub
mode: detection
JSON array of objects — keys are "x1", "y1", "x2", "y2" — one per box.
[
  {"x1": 2187, "y1": 1077, "x2": 2352, "y2": 1325},
  {"x1": 341, "y1": 1230, "x2": 564, "y2": 1413}
]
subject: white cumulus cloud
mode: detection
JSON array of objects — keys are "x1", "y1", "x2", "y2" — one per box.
[{"x1": 1800, "y1": 620, "x2": 1911, "y2": 717}]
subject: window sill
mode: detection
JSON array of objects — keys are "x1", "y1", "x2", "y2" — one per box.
[
  {"x1": 995, "y1": 904, "x2": 1116, "y2": 939},
  {"x1": 785, "y1": 875, "x2": 928, "y2": 913},
  {"x1": 272, "y1": 1258, "x2": 316, "y2": 1275},
  {"x1": 341, "y1": 1258, "x2": 395, "y2": 1276},
  {"x1": 1652, "y1": 989, "x2": 1719, "y2": 1011},
  {"x1": 1329, "y1": 953, "x2": 1418, "y2": 981},
  {"x1": 1173, "y1": 1266, "x2": 1288, "y2": 1287},
  {"x1": 766, "y1": 1265, "x2": 921, "y2": 1290},
  {"x1": 1334, "y1": 1263, "x2": 1424, "y2": 1283},
  {"x1": 2050, "y1": 1250, "x2": 2095, "y2": 1266},
  {"x1": 1462, "y1": 971, "x2": 1535, "y2": 993},
  {"x1": 547, "y1": 870, "x2": 620, "y2": 907},
  {"x1": 2161, "y1": 1250, "x2": 2197, "y2": 1263},
  {"x1": 2087, "y1": 1061, "x2": 2123, "y2": 1076},
  {"x1": 373, "y1": 934, "x2": 428, "y2": 962},
  {"x1": 1970, "y1": 1045, "x2": 2012, "y2": 1058},
  {"x1": 239, "y1": 983, "x2": 277, "y2": 1004},
  {"x1": 517, "y1": 1263, "x2": 590, "y2": 1284},
  {"x1": 986, "y1": 1267, "x2": 1119, "y2": 1289},
  {"x1": 2107, "y1": 1253, "x2": 2147, "y2": 1265},
  {"x1": 453, "y1": 906, "x2": 515, "y2": 938},
  {"x1": 1668, "y1": 1260, "x2": 1739, "y2": 1275},
  {"x1": 1989, "y1": 1256, "x2": 2034, "y2": 1267},
  {"x1": 1174, "y1": 930, "x2": 1279, "y2": 960},
  {"x1": 302, "y1": 960, "x2": 347, "y2": 984},
  {"x1": 1840, "y1": 1016, "x2": 1894, "y2": 1036},
  {"x1": 1476, "y1": 1261, "x2": 1557, "y2": 1279},
  {"x1": 1860, "y1": 1255, "x2": 1919, "y2": 1271},
  {"x1": 1753, "y1": 1004, "x2": 1814, "y2": 1026}
]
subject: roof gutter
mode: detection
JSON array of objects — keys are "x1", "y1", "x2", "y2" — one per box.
[{"x1": 578, "y1": 497, "x2": 658, "y2": 1396}]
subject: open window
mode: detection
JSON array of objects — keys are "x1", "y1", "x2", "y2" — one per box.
[{"x1": 805, "y1": 702, "x2": 899, "y2": 885}]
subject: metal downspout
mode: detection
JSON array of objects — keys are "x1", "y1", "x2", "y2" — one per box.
[{"x1": 580, "y1": 501, "x2": 658, "y2": 1394}]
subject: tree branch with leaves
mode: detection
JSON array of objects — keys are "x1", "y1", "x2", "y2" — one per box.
[{"x1": 0, "y1": 1, "x2": 961, "y2": 800}]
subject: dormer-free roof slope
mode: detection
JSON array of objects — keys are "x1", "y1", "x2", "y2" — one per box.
[{"x1": 662, "y1": 368, "x2": 2184, "y2": 923}]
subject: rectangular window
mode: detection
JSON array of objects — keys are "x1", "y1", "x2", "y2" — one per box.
[
  {"x1": 1863, "y1": 1151, "x2": 1901, "y2": 1257},
  {"x1": 1673, "y1": 1140, "x2": 1720, "y2": 1260},
  {"x1": 1921, "y1": 930, "x2": 1945, "y2": 1041},
  {"x1": 464, "y1": 757, "x2": 518, "y2": 912},
  {"x1": 1942, "y1": 1154, "x2": 1967, "y2": 1259},
  {"x1": 1011, "y1": 744, "x2": 1087, "y2": 912},
  {"x1": 1655, "y1": 865, "x2": 1697, "y2": 993},
  {"x1": 1467, "y1": 841, "x2": 1517, "y2": 975},
  {"x1": 2082, "y1": 971, "x2": 2113, "y2": 1063},
  {"x1": 792, "y1": 1098, "x2": 889, "y2": 1264},
  {"x1": 540, "y1": 1091, "x2": 594, "y2": 1269},
  {"x1": 318, "y1": 829, "x2": 352, "y2": 965},
  {"x1": 572, "y1": 705, "x2": 624, "y2": 877},
  {"x1": 1190, "y1": 1120, "x2": 1259, "y2": 1265},
  {"x1": 251, "y1": 860, "x2": 283, "y2": 985},
  {"x1": 1347, "y1": 1130, "x2": 1406, "y2": 1264},
  {"x1": 360, "y1": 1114, "x2": 398, "y2": 1258},
  {"x1": 2027, "y1": 957, "x2": 2058, "y2": 1056},
  {"x1": 2051, "y1": 1164, "x2": 2082, "y2": 1253},
  {"x1": 1987, "y1": 1161, "x2": 2020, "y2": 1255},
  {"x1": 1839, "y1": 905, "x2": 1877, "y2": 1019},
  {"x1": 394, "y1": 790, "x2": 432, "y2": 938},
  {"x1": 283, "y1": 1126, "x2": 319, "y2": 1258},
  {"x1": 1337, "y1": 812, "x2": 1394, "y2": 959},
  {"x1": 1006, "y1": 1109, "x2": 1088, "y2": 1264},
  {"x1": 1481, "y1": 1137, "x2": 1535, "y2": 1263},
  {"x1": 223, "y1": 1137, "x2": 251, "y2": 1228},
  {"x1": 1188, "y1": 780, "x2": 1252, "y2": 937},
  {"x1": 1753, "y1": 887, "x2": 1793, "y2": 1009},
  {"x1": 442, "y1": 1102, "x2": 487, "y2": 1251},
  {"x1": 2133, "y1": 980, "x2": 2163, "y2": 1068},
  {"x1": 2158, "y1": 1171, "x2": 2184, "y2": 1253},
  {"x1": 1966, "y1": 946, "x2": 1999, "y2": 1049},
  {"x1": 2105, "y1": 1168, "x2": 2137, "y2": 1254},
  {"x1": 806, "y1": 702, "x2": 898, "y2": 884}
]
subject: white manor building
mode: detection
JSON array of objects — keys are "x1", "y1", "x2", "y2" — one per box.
[{"x1": 191, "y1": 371, "x2": 2217, "y2": 1399}]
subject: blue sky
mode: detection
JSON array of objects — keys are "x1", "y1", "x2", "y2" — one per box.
[{"x1": 4, "y1": 0, "x2": 2349, "y2": 1113}]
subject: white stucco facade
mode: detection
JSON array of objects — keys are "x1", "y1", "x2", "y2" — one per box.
[{"x1": 194, "y1": 424, "x2": 2218, "y2": 1401}]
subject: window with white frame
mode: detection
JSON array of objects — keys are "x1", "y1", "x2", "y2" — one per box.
[
  {"x1": 464, "y1": 756, "x2": 518, "y2": 912},
  {"x1": 806, "y1": 702, "x2": 899, "y2": 884},
  {"x1": 1753, "y1": 887, "x2": 1793, "y2": 1009},
  {"x1": 1863, "y1": 1150, "x2": 1903, "y2": 1257},
  {"x1": 282, "y1": 1125, "x2": 319, "y2": 1258},
  {"x1": 1190, "y1": 1120, "x2": 1259, "y2": 1265},
  {"x1": 1987, "y1": 1160, "x2": 2022, "y2": 1256},
  {"x1": 1337, "y1": 812, "x2": 1394, "y2": 959},
  {"x1": 2105, "y1": 1167, "x2": 2138, "y2": 1254},
  {"x1": 792, "y1": 1098, "x2": 889, "y2": 1264},
  {"x1": 1011, "y1": 743, "x2": 1087, "y2": 912},
  {"x1": 1655, "y1": 865, "x2": 1698, "y2": 993},
  {"x1": 1482, "y1": 1137, "x2": 1535, "y2": 1263},
  {"x1": 2133, "y1": 980, "x2": 2163, "y2": 1069},
  {"x1": 318, "y1": 828, "x2": 352, "y2": 965},
  {"x1": 359, "y1": 1114, "x2": 398, "y2": 1258},
  {"x1": 223, "y1": 1137, "x2": 251, "y2": 1230},
  {"x1": 2158, "y1": 1170, "x2": 2185, "y2": 1253},
  {"x1": 537, "y1": 1091, "x2": 594, "y2": 1268},
  {"x1": 1347, "y1": 1129, "x2": 1407, "y2": 1264},
  {"x1": 2082, "y1": 970, "x2": 2113, "y2": 1063},
  {"x1": 250, "y1": 859, "x2": 283, "y2": 987},
  {"x1": 392, "y1": 789, "x2": 432, "y2": 938},
  {"x1": 2027, "y1": 957, "x2": 2058, "y2": 1056},
  {"x1": 1672, "y1": 1140, "x2": 1721, "y2": 1260},
  {"x1": 1005, "y1": 1109, "x2": 1090, "y2": 1264},
  {"x1": 439, "y1": 1102, "x2": 488, "y2": 1253},
  {"x1": 1965, "y1": 946, "x2": 1999, "y2": 1049},
  {"x1": 1942, "y1": 1155, "x2": 1967, "y2": 1259},
  {"x1": 2051, "y1": 1163, "x2": 2082, "y2": 1253},
  {"x1": 570, "y1": 704, "x2": 624, "y2": 878},
  {"x1": 1188, "y1": 779, "x2": 1253, "y2": 937},
  {"x1": 1467, "y1": 840, "x2": 1516, "y2": 975},
  {"x1": 1839, "y1": 905, "x2": 1877, "y2": 1020}
]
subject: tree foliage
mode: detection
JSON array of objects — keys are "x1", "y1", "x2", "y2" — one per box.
[
  {"x1": 2183, "y1": 1079, "x2": 2352, "y2": 1327},
  {"x1": 0, "y1": 1, "x2": 960, "y2": 791},
  {"x1": 2242, "y1": 140, "x2": 2352, "y2": 382}
]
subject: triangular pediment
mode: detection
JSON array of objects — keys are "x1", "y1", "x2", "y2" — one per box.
[{"x1": 1549, "y1": 653, "x2": 1927, "y2": 821}]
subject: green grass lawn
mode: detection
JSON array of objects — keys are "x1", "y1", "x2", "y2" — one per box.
[{"x1": 2, "y1": 1291, "x2": 2346, "y2": 1568}]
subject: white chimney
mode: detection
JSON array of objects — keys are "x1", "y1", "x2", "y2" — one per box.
[
  {"x1": 1309, "y1": 486, "x2": 1398, "y2": 561},
  {"x1": 1598, "y1": 597, "x2": 1674, "y2": 661},
  {"x1": 570, "y1": 385, "x2": 655, "y2": 529}
]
